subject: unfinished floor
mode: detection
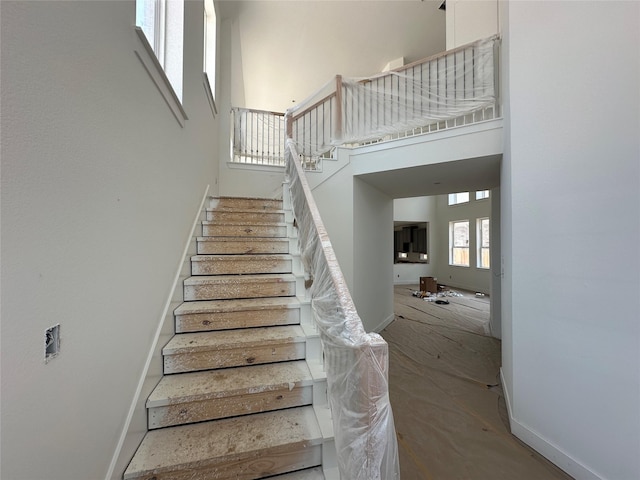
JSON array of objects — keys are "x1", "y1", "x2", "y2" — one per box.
[{"x1": 381, "y1": 285, "x2": 574, "y2": 480}]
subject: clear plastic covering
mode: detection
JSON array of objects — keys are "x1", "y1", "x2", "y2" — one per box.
[
  {"x1": 285, "y1": 139, "x2": 400, "y2": 479},
  {"x1": 232, "y1": 107, "x2": 286, "y2": 166},
  {"x1": 285, "y1": 36, "x2": 499, "y2": 160}
]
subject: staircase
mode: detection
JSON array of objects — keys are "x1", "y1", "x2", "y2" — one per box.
[{"x1": 124, "y1": 196, "x2": 334, "y2": 480}]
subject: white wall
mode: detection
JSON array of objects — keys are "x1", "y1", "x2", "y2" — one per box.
[
  {"x1": 502, "y1": 2, "x2": 639, "y2": 479},
  {"x1": 354, "y1": 179, "x2": 394, "y2": 333},
  {"x1": 435, "y1": 193, "x2": 492, "y2": 293},
  {"x1": 0, "y1": 2, "x2": 219, "y2": 479},
  {"x1": 219, "y1": 1, "x2": 446, "y2": 113},
  {"x1": 445, "y1": 0, "x2": 499, "y2": 50},
  {"x1": 393, "y1": 197, "x2": 438, "y2": 285}
]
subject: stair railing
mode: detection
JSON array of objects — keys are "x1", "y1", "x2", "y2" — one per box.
[
  {"x1": 287, "y1": 35, "x2": 500, "y2": 163},
  {"x1": 284, "y1": 138, "x2": 399, "y2": 480},
  {"x1": 231, "y1": 107, "x2": 286, "y2": 166}
]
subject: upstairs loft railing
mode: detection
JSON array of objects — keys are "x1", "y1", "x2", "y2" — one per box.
[
  {"x1": 231, "y1": 108, "x2": 286, "y2": 167},
  {"x1": 286, "y1": 35, "x2": 501, "y2": 163},
  {"x1": 231, "y1": 35, "x2": 500, "y2": 172},
  {"x1": 231, "y1": 107, "x2": 322, "y2": 172},
  {"x1": 285, "y1": 138, "x2": 399, "y2": 479}
]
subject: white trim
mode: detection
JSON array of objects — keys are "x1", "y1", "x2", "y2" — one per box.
[
  {"x1": 134, "y1": 26, "x2": 187, "y2": 127},
  {"x1": 226, "y1": 161, "x2": 285, "y2": 173},
  {"x1": 203, "y1": 72, "x2": 217, "y2": 118},
  {"x1": 372, "y1": 313, "x2": 396, "y2": 334},
  {"x1": 500, "y1": 368, "x2": 603, "y2": 480},
  {"x1": 105, "y1": 185, "x2": 210, "y2": 480}
]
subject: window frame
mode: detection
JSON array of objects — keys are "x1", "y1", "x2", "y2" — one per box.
[
  {"x1": 477, "y1": 217, "x2": 490, "y2": 269},
  {"x1": 203, "y1": 0, "x2": 218, "y2": 117},
  {"x1": 449, "y1": 220, "x2": 470, "y2": 267},
  {"x1": 134, "y1": 0, "x2": 187, "y2": 126},
  {"x1": 448, "y1": 192, "x2": 470, "y2": 206}
]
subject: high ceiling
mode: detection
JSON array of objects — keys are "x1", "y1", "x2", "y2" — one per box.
[{"x1": 217, "y1": 0, "x2": 446, "y2": 112}]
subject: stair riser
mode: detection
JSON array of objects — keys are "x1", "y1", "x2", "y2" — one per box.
[
  {"x1": 210, "y1": 197, "x2": 283, "y2": 211},
  {"x1": 197, "y1": 239, "x2": 289, "y2": 255},
  {"x1": 184, "y1": 281, "x2": 295, "y2": 301},
  {"x1": 206, "y1": 211, "x2": 285, "y2": 224},
  {"x1": 203, "y1": 224, "x2": 287, "y2": 238},
  {"x1": 148, "y1": 386, "x2": 313, "y2": 429},
  {"x1": 126, "y1": 443, "x2": 321, "y2": 480},
  {"x1": 164, "y1": 343, "x2": 306, "y2": 374},
  {"x1": 191, "y1": 258, "x2": 292, "y2": 276},
  {"x1": 175, "y1": 308, "x2": 300, "y2": 333}
]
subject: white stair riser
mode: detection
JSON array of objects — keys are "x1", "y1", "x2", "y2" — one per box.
[
  {"x1": 175, "y1": 308, "x2": 300, "y2": 333},
  {"x1": 191, "y1": 257, "x2": 292, "y2": 276},
  {"x1": 184, "y1": 279, "x2": 296, "y2": 301},
  {"x1": 197, "y1": 239, "x2": 289, "y2": 255},
  {"x1": 202, "y1": 223, "x2": 286, "y2": 238},
  {"x1": 148, "y1": 385, "x2": 313, "y2": 429},
  {"x1": 164, "y1": 342, "x2": 306, "y2": 374}
]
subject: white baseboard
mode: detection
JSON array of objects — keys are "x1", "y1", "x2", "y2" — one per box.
[
  {"x1": 105, "y1": 185, "x2": 210, "y2": 480},
  {"x1": 373, "y1": 313, "x2": 396, "y2": 334},
  {"x1": 500, "y1": 368, "x2": 603, "y2": 480}
]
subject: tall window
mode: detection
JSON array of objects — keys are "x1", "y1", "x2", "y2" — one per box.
[
  {"x1": 477, "y1": 218, "x2": 490, "y2": 269},
  {"x1": 448, "y1": 192, "x2": 470, "y2": 205},
  {"x1": 203, "y1": 0, "x2": 217, "y2": 111},
  {"x1": 136, "y1": 0, "x2": 184, "y2": 100},
  {"x1": 450, "y1": 220, "x2": 470, "y2": 266}
]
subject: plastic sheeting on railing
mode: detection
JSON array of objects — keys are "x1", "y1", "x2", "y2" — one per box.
[
  {"x1": 232, "y1": 107, "x2": 286, "y2": 166},
  {"x1": 285, "y1": 35, "x2": 499, "y2": 159},
  {"x1": 285, "y1": 138, "x2": 400, "y2": 480}
]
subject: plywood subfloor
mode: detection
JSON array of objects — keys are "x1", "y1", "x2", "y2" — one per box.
[{"x1": 382, "y1": 285, "x2": 574, "y2": 480}]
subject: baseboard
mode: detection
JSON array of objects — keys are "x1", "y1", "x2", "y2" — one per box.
[
  {"x1": 500, "y1": 368, "x2": 603, "y2": 480},
  {"x1": 373, "y1": 313, "x2": 396, "y2": 334},
  {"x1": 105, "y1": 185, "x2": 210, "y2": 480}
]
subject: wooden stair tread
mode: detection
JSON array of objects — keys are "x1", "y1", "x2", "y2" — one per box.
[
  {"x1": 210, "y1": 196, "x2": 283, "y2": 209},
  {"x1": 148, "y1": 360, "x2": 312, "y2": 407},
  {"x1": 163, "y1": 326, "x2": 306, "y2": 354},
  {"x1": 123, "y1": 406, "x2": 321, "y2": 479},
  {"x1": 175, "y1": 297, "x2": 300, "y2": 315},
  {"x1": 190, "y1": 255, "x2": 292, "y2": 276},
  {"x1": 203, "y1": 220, "x2": 287, "y2": 226}
]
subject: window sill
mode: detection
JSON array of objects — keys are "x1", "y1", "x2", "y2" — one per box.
[{"x1": 134, "y1": 27, "x2": 188, "y2": 127}]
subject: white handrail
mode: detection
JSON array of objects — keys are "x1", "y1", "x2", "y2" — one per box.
[{"x1": 285, "y1": 139, "x2": 399, "y2": 479}]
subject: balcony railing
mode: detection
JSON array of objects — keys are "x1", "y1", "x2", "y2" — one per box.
[
  {"x1": 231, "y1": 107, "x2": 286, "y2": 167},
  {"x1": 285, "y1": 35, "x2": 500, "y2": 165},
  {"x1": 232, "y1": 36, "x2": 500, "y2": 172}
]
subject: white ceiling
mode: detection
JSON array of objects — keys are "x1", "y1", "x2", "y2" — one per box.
[
  {"x1": 218, "y1": 0, "x2": 447, "y2": 112},
  {"x1": 356, "y1": 154, "x2": 501, "y2": 199}
]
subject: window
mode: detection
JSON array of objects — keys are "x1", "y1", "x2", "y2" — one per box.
[
  {"x1": 476, "y1": 190, "x2": 490, "y2": 200},
  {"x1": 450, "y1": 220, "x2": 469, "y2": 266},
  {"x1": 136, "y1": 0, "x2": 184, "y2": 101},
  {"x1": 203, "y1": 0, "x2": 217, "y2": 115},
  {"x1": 448, "y1": 192, "x2": 469, "y2": 205},
  {"x1": 477, "y1": 218, "x2": 490, "y2": 269}
]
